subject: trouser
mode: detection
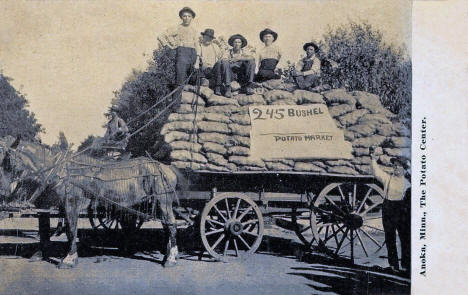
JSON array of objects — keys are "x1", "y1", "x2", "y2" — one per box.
[
  {"x1": 199, "y1": 62, "x2": 223, "y2": 88},
  {"x1": 295, "y1": 74, "x2": 320, "y2": 89},
  {"x1": 382, "y1": 197, "x2": 411, "y2": 270},
  {"x1": 221, "y1": 59, "x2": 255, "y2": 86},
  {"x1": 175, "y1": 47, "x2": 197, "y2": 86},
  {"x1": 255, "y1": 58, "x2": 279, "y2": 82}
]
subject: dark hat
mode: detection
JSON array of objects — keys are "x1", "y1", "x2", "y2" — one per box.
[
  {"x1": 201, "y1": 29, "x2": 215, "y2": 39},
  {"x1": 390, "y1": 157, "x2": 409, "y2": 169},
  {"x1": 303, "y1": 42, "x2": 319, "y2": 52},
  {"x1": 259, "y1": 28, "x2": 278, "y2": 42},
  {"x1": 228, "y1": 34, "x2": 248, "y2": 48},
  {"x1": 179, "y1": 7, "x2": 196, "y2": 18}
]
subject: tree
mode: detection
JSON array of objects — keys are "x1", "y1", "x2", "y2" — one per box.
[
  {"x1": 318, "y1": 21, "x2": 411, "y2": 118},
  {"x1": 0, "y1": 73, "x2": 43, "y2": 140},
  {"x1": 51, "y1": 131, "x2": 69, "y2": 151}
]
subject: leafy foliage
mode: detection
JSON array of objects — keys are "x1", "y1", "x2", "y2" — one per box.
[
  {"x1": 318, "y1": 21, "x2": 411, "y2": 118},
  {"x1": 0, "y1": 73, "x2": 43, "y2": 140}
]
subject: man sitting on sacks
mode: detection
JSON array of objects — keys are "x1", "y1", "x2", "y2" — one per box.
[
  {"x1": 292, "y1": 41, "x2": 322, "y2": 90},
  {"x1": 255, "y1": 28, "x2": 282, "y2": 82},
  {"x1": 103, "y1": 111, "x2": 129, "y2": 158},
  {"x1": 218, "y1": 34, "x2": 256, "y2": 97},
  {"x1": 198, "y1": 28, "x2": 225, "y2": 92},
  {"x1": 159, "y1": 7, "x2": 201, "y2": 95},
  {"x1": 370, "y1": 148, "x2": 411, "y2": 274}
]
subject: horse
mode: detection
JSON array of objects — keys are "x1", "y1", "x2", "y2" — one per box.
[{"x1": 0, "y1": 137, "x2": 185, "y2": 268}]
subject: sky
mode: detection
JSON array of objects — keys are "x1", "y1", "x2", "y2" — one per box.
[{"x1": 0, "y1": 0, "x2": 411, "y2": 146}]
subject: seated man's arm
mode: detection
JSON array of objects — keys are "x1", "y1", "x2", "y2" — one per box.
[{"x1": 302, "y1": 58, "x2": 321, "y2": 76}]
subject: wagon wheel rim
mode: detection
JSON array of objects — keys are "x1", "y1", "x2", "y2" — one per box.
[
  {"x1": 310, "y1": 182, "x2": 385, "y2": 262},
  {"x1": 291, "y1": 192, "x2": 314, "y2": 247},
  {"x1": 200, "y1": 193, "x2": 264, "y2": 262},
  {"x1": 88, "y1": 201, "x2": 144, "y2": 233}
]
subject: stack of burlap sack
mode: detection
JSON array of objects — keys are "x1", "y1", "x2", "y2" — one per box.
[{"x1": 160, "y1": 81, "x2": 410, "y2": 175}]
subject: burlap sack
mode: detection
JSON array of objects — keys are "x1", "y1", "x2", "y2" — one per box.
[
  {"x1": 359, "y1": 113, "x2": 392, "y2": 125},
  {"x1": 169, "y1": 141, "x2": 202, "y2": 152},
  {"x1": 392, "y1": 122, "x2": 411, "y2": 137},
  {"x1": 351, "y1": 91, "x2": 391, "y2": 115},
  {"x1": 351, "y1": 135, "x2": 386, "y2": 148},
  {"x1": 170, "y1": 150, "x2": 207, "y2": 163},
  {"x1": 376, "y1": 124, "x2": 395, "y2": 137},
  {"x1": 172, "y1": 161, "x2": 205, "y2": 170},
  {"x1": 389, "y1": 136, "x2": 411, "y2": 148},
  {"x1": 351, "y1": 156, "x2": 372, "y2": 165},
  {"x1": 206, "y1": 94, "x2": 240, "y2": 107},
  {"x1": 262, "y1": 79, "x2": 296, "y2": 92},
  {"x1": 181, "y1": 91, "x2": 206, "y2": 106},
  {"x1": 384, "y1": 148, "x2": 411, "y2": 160},
  {"x1": 198, "y1": 86, "x2": 214, "y2": 100},
  {"x1": 168, "y1": 113, "x2": 200, "y2": 122},
  {"x1": 226, "y1": 163, "x2": 238, "y2": 171},
  {"x1": 343, "y1": 130, "x2": 355, "y2": 141},
  {"x1": 293, "y1": 162, "x2": 326, "y2": 172},
  {"x1": 322, "y1": 89, "x2": 357, "y2": 106},
  {"x1": 226, "y1": 135, "x2": 250, "y2": 147},
  {"x1": 352, "y1": 147, "x2": 370, "y2": 157},
  {"x1": 204, "y1": 105, "x2": 237, "y2": 115},
  {"x1": 178, "y1": 104, "x2": 205, "y2": 114},
  {"x1": 198, "y1": 121, "x2": 230, "y2": 134},
  {"x1": 327, "y1": 165, "x2": 358, "y2": 175},
  {"x1": 231, "y1": 81, "x2": 242, "y2": 91},
  {"x1": 236, "y1": 94, "x2": 265, "y2": 106},
  {"x1": 198, "y1": 132, "x2": 230, "y2": 145},
  {"x1": 347, "y1": 123, "x2": 376, "y2": 137},
  {"x1": 264, "y1": 161, "x2": 293, "y2": 171},
  {"x1": 205, "y1": 152, "x2": 229, "y2": 166},
  {"x1": 160, "y1": 121, "x2": 195, "y2": 135},
  {"x1": 202, "y1": 142, "x2": 227, "y2": 155},
  {"x1": 227, "y1": 146, "x2": 250, "y2": 156},
  {"x1": 203, "y1": 113, "x2": 231, "y2": 124},
  {"x1": 328, "y1": 104, "x2": 354, "y2": 118},
  {"x1": 270, "y1": 99, "x2": 297, "y2": 105},
  {"x1": 164, "y1": 131, "x2": 191, "y2": 143},
  {"x1": 265, "y1": 158, "x2": 295, "y2": 167},
  {"x1": 292, "y1": 90, "x2": 325, "y2": 105},
  {"x1": 205, "y1": 163, "x2": 230, "y2": 172},
  {"x1": 229, "y1": 124, "x2": 251, "y2": 137},
  {"x1": 229, "y1": 156, "x2": 265, "y2": 168},
  {"x1": 263, "y1": 90, "x2": 294, "y2": 104},
  {"x1": 354, "y1": 164, "x2": 371, "y2": 175},
  {"x1": 338, "y1": 109, "x2": 369, "y2": 127},
  {"x1": 326, "y1": 160, "x2": 354, "y2": 167},
  {"x1": 378, "y1": 154, "x2": 393, "y2": 166},
  {"x1": 238, "y1": 166, "x2": 267, "y2": 171},
  {"x1": 230, "y1": 114, "x2": 251, "y2": 125}
]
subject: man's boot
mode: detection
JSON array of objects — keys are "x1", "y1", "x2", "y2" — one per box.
[
  {"x1": 245, "y1": 85, "x2": 255, "y2": 95},
  {"x1": 215, "y1": 86, "x2": 222, "y2": 96},
  {"x1": 224, "y1": 86, "x2": 232, "y2": 98}
]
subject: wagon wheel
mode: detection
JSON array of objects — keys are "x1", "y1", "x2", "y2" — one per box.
[
  {"x1": 310, "y1": 183, "x2": 385, "y2": 263},
  {"x1": 87, "y1": 202, "x2": 144, "y2": 233},
  {"x1": 200, "y1": 193, "x2": 264, "y2": 262}
]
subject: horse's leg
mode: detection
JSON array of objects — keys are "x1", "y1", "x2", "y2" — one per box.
[
  {"x1": 58, "y1": 195, "x2": 79, "y2": 269},
  {"x1": 160, "y1": 195, "x2": 178, "y2": 267},
  {"x1": 29, "y1": 211, "x2": 50, "y2": 261}
]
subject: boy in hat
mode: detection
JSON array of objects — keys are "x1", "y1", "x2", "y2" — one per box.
[
  {"x1": 219, "y1": 34, "x2": 256, "y2": 97},
  {"x1": 198, "y1": 29, "x2": 224, "y2": 93},
  {"x1": 256, "y1": 28, "x2": 282, "y2": 82},
  {"x1": 161, "y1": 7, "x2": 200, "y2": 90},
  {"x1": 293, "y1": 42, "x2": 321, "y2": 89},
  {"x1": 370, "y1": 148, "x2": 411, "y2": 274}
]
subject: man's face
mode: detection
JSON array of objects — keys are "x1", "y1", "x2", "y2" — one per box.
[
  {"x1": 181, "y1": 12, "x2": 193, "y2": 26},
  {"x1": 393, "y1": 163, "x2": 405, "y2": 177},
  {"x1": 263, "y1": 34, "x2": 274, "y2": 46},
  {"x1": 202, "y1": 35, "x2": 213, "y2": 44},
  {"x1": 306, "y1": 46, "x2": 316, "y2": 58},
  {"x1": 233, "y1": 39, "x2": 243, "y2": 50}
]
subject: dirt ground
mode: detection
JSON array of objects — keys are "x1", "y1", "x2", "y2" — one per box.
[{"x1": 0, "y1": 218, "x2": 410, "y2": 295}]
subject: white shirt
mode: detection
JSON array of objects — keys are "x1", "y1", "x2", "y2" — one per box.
[
  {"x1": 200, "y1": 42, "x2": 223, "y2": 68},
  {"x1": 370, "y1": 159, "x2": 410, "y2": 201},
  {"x1": 257, "y1": 44, "x2": 282, "y2": 62},
  {"x1": 161, "y1": 24, "x2": 199, "y2": 50}
]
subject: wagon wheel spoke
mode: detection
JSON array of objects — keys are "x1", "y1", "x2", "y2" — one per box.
[
  {"x1": 223, "y1": 239, "x2": 230, "y2": 256},
  {"x1": 243, "y1": 230, "x2": 259, "y2": 237},
  {"x1": 299, "y1": 225, "x2": 312, "y2": 234},
  {"x1": 337, "y1": 185, "x2": 350, "y2": 212},
  {"x1": 242, "y1": 219, "x2": 259, "y2": 226},
  {"x1": 359, "y1": 202, "x2": 381, "y2": 217},
  {"x1": 237, "y1": 235, "x2": 251, "y2": 250},
  {"x1": 334, "y1": 228, "x2": 349, "y2": 255},
  {"x1": 205, "y1": 228, "x2": 224, "y2": 236},
  {"x1": 225, "y1": 198, "x2": 231, "y2": 219},
  {"x1": 233, "y1": 239, "x2": 239, "y2": 257},
  {"x1": 362, "y1": 224, "x2": 384, "y2": 232},
  {"x1": 211, "y1": 233, "x2": 225, "y2": 250},
  {"x1": 352, "y1": 183, "x2": 357, "y2": 210},
  {"x1": 323, "y1": 224, "x2": 345, "y2": 244},
  {"x1": 355, "y1": 230, "x2": 369, "y2": 257},
  {"x1": 206, "y1": 218, "x2": 225, "y2": 227},
  {"x1": 324, "y1": 196, "x2": 346, "y2": 217},
  {"x1": 213, "y1": 204, "x2": 227, "y2": 222},
  {"x1": 359, "y1": 228, "x2": 383, "y2": 248},
  {"x1": 233, "y1": 198, "x2": 241, "y2": 219},
  {"x1": 356, "y1": 187, "x2": 373, "y2": 213},
  {"x1": 237, "y1": 206, "x2": 253, "y2": 222}
]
